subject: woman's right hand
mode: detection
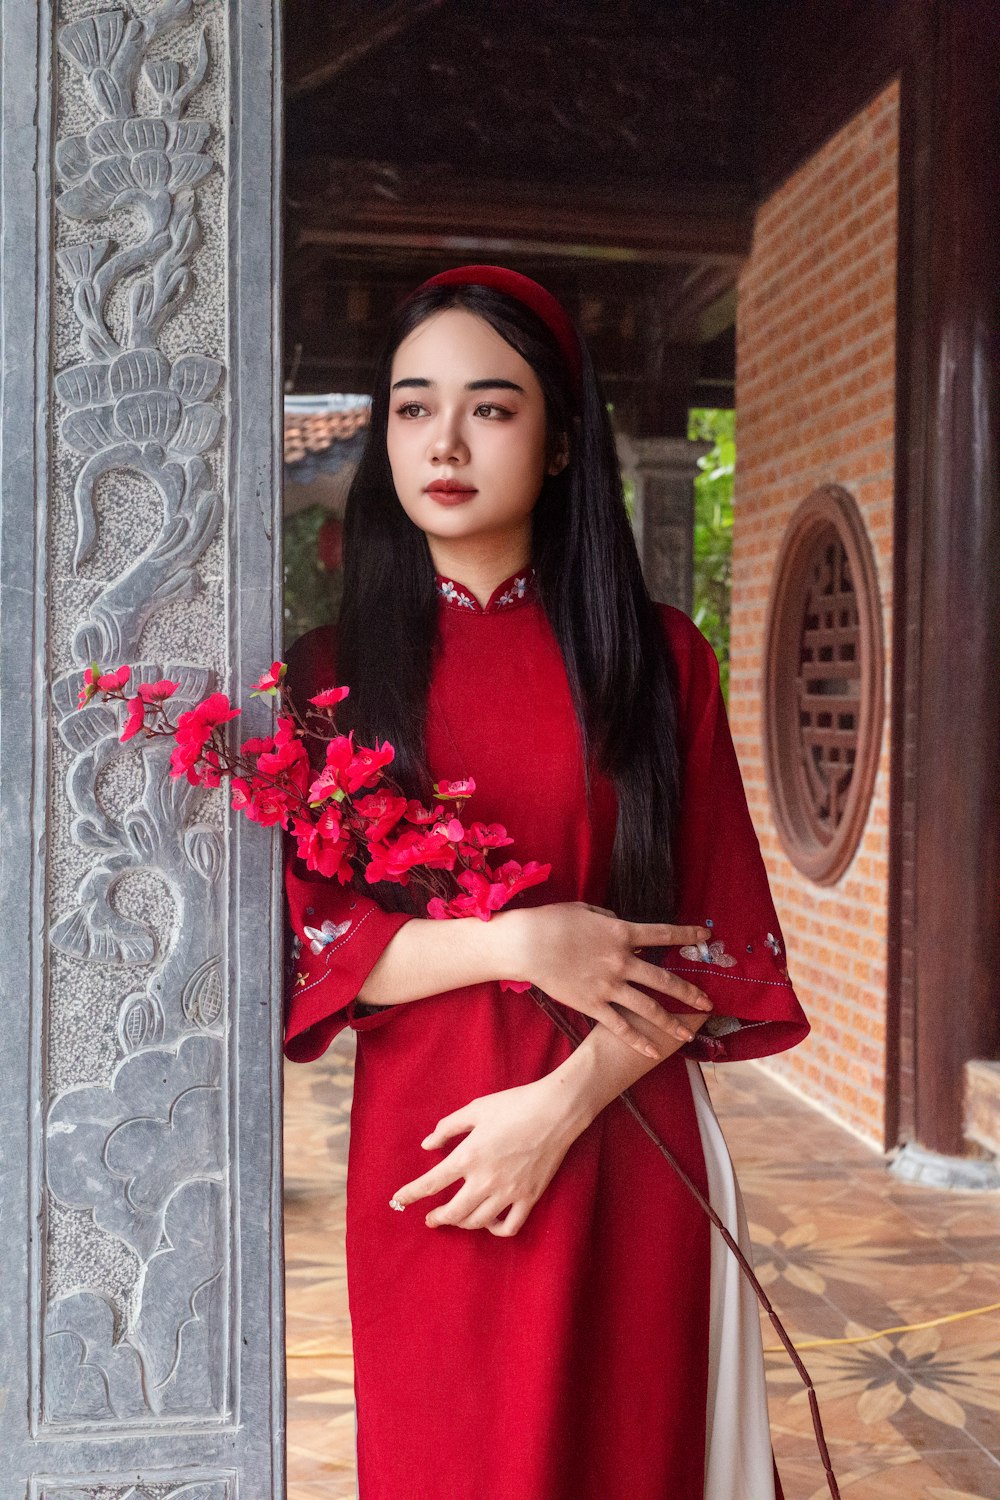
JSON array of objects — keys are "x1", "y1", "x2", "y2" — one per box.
[{"x1": 501, "y1": 902, "x2": 714, "y2": 1057}]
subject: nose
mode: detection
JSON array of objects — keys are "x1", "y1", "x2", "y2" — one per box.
[{"x1": 427, "y1": 409, "x2": 469, "y2": 466}]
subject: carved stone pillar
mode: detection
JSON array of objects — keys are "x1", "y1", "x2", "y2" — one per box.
[
  {"x1": 617, "y1": 435, "x2": 710, "y2": 613},
  {"x1": 0, "y1": 1, "x2": 284, "y2": 1493}
]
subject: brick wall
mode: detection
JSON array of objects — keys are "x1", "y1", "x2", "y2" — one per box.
[{"x1": 730, "y1": 81, "x2": 899, "y2": 1145}]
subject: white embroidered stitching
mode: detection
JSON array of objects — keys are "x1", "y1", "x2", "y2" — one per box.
[
  {"x1": 435, "y1": 570, "x2": 534, "y2": 613},
  {"x1": 492, "y1": 574, "x2": 529, "y2": 608},
  {"x1": 438, "y1": 579, "x2": 478, "y2": 609},
  {"x1": 291, "y1": 907, "x2": 379, "y2": 999},
  {"x1": 678, "y1": 937, "x2": 737, "y2": 968},
  {"x1": 662, "y1": 965, "x2": 794, "y2": 988},
  {"x1": 702, "y1": 1015, "x2": 772, "y2": 1035}
]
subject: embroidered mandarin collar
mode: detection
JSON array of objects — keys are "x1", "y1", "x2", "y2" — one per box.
[{"x1": 434, "y1": 565, "x2": 537, "y2": 615}]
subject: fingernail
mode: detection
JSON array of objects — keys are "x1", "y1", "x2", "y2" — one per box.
[
  {"x1": 679, "y1": 1031, "x2": 694, "y2": 1043},
  {"x1": 644, "y1": 1044, "x2": 659, "y2": 1058},
  {"x1": 389, "y1": 1196, "x2": 406, "y2": 1212},
  {"x1": 697, "y1": 996, "x2": 713, "y2": 1010}
]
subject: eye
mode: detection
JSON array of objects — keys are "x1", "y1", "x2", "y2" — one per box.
[
  {"x1": 394, "y1": 401, "x2": 428, "y2": 419},
  {"x1": 473, "y1": 402, "x2": 513, "y2": 419}
]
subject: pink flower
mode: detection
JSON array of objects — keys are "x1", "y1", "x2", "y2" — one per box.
[
  {"x1": 232, "y1": 772, "x2": 296, "y2": 827},
  {"x1": 273, "y1": 713, "x2": 299, "y2": 746},
  {"x1": 97, "y1": 664, "x2": 130, "y2": 692},
  {"x1": 430, "y1": 816, "x2": 466, "y2": 843},
  {"x1": 307, "y1": 769, "x2": 343, "y2": 806},
  {"x1": 240, "y1": 734, "x2": 275, "y2": 756},
  {"x1": 250, "y1": 660, "x2": 286, "y2": 696},
  {"x1": 423, "y1": 868, "x2": 504, "y2": 921},
  {"x1": 365, "y1": 827, "x2": 456, "y2": 884},
  {"x1": 465, "y1": 821, "x2": 513, "y2": 850},
  {"x1": 426, "y1": 860, "x2": 552, "y2": 921},
  {"x1": 458, "y1": 821, "x2": 513, "y2": 866},
  {"x1": 230, "y1": 776, "x2": 254, "y2": 814},
  {"x1": 77, "y1": 666, "x2": 98, "y2": 708},
  {"x1": 403, "y1": 799, "x2": 445, "y2": 825},
  {"x1": 199, "y1": 748, "x2": 224, "y2": 790},
  {"x1": 257, "y1": 733, "x2": 308, "y2": 780},
  {"x1": 79, "y1": 661, "x2": 131, "y2": 707},
  {"x1": 291, "y1": 808, "x2": 354, "y2": 880},
  {"x1": 308, "y1": 684, "x2": 350, "y2": 709},
  {"x1": 170, "y1": 691, "x2": 241, "y2": 784},
  {"x1": 137, "y1": 678, "x2": 178, "y2": 703},
  {"x1": 443, "y1": 870, "x2": 498, "y2": 920},
  {"x1": 434, "y1": 777, "x2": 476, "y2": 800},
  {"x1": 346, "y1": 739, "x2": 395, "y2": 792},
  {"x1": 200, "y1": 690, "x2": 241, "y2": 727},
  {"x1": 490, "y1": 859, "x2": 552, "y2": 906},
  {"x1": 119, "y1": 694, "x2": 147, "y2": 743},
  {"x1": 311, "y1": 733, "x2": 395, "y2": 798},
  {"x1": 353, "y1": 790, "x2": 409, "y2": 843}
]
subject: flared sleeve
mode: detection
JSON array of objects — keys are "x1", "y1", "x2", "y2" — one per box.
[
  {"x1": 656, "y1": 604, "x2": 811, "y2": 1063},
  {"x1": 281, "y1": 625, "x2": 415, "y2": 1064}
]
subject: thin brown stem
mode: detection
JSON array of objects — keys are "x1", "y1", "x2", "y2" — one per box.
[{"x1": 528, "y1": 987, "x2": 841, "y2": 1500}]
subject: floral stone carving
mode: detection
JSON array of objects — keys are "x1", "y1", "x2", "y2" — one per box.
[{"x1": 44, "y1": 0, "x2": 232, "y2": 1428}]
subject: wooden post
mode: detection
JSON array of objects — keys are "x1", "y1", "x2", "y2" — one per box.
[{"x1": 890, "y1": 0, "x2": 1000, "y2": 1155}]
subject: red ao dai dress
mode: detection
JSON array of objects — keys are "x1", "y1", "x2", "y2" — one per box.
[{"x1": 283, "y1": 565, "x2": 809, "y2": 1500}]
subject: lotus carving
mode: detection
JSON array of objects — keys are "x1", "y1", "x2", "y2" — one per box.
[
  {"x1": 57, "y1": 116, "x2": 212, "y2": 221},
  {"x1": 56, "y1": 348, "x2": 222, "y2": 459}
]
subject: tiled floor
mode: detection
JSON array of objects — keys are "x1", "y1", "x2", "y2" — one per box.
[{"x1": 284, "y1": 1032, "x2": 1000, "y2": 1498}]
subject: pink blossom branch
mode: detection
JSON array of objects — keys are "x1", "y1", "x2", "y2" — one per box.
[
  {"x1": 81, "y1": 664, "x2": 544, "y2": 925},
  {"x1": 79, "y1": 658, "x2": 840, "y2": 1493}
]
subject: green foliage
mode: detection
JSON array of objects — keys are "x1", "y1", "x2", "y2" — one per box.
[
  {"x1": 282, "y1": 502, "x2": 341, "y2": 651},
  {"x1": 621, "y1": 473, "x2": 636, "y2": 524},
  {"x1": 687, "y1": 408, "x2": 734, "y2": 700}
]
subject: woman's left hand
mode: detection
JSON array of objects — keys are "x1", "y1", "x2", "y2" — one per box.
[{"x1": 389, "y1": 1080, "x2": 582, "y2": 1238}]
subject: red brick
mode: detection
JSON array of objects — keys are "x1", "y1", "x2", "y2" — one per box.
[{"x1": 731, "y1": 80, "x2": 898, "y2": 1145}]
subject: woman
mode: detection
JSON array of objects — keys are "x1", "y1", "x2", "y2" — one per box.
[{"x1": 283, "y1": 265, "x2": 809, "y2": 1500}]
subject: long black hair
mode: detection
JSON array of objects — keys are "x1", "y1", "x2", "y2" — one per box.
[{"x1": 330, "y1": 281, "x2": 682, "y2": 923}]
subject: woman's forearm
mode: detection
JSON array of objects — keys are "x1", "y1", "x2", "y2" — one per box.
[
  {"x1": 356, "y1": 907, "x2": 520, "y2": 1005},
  {"x1": 540, "y1": 1005, "x2": 711, "y2": 1136}
]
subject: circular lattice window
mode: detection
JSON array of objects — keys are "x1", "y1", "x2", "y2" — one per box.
[{"x1": 763, "y1": 486, "x2": 884, "y2": 884}]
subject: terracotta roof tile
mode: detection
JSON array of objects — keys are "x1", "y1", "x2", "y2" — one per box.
[{"x1": 284, "y1": 404, "x2": 370, "y2": 466}]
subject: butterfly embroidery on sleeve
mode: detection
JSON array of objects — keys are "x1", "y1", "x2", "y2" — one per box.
[
  {"x1": 303, "y1": 918, "x2": 352, "y2": 955},
  {"x1": 679, "y1": 938, "x2": 738, "y2": 968}
]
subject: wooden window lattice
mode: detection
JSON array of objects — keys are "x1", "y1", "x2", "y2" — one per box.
[
  {"x1": 763, "y1": 486, "x2": 884, "y2": 885},
  {"x1": 796, "y1": 528, "x2": 860, "y2": 843}
]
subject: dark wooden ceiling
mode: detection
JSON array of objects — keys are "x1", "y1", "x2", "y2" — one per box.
[
  {"x1": 286, "y1": 0, "x2": 751, "y2": 187},
  {"x1": 282, "y1": 0, "x2": 907, "y2": 427}
]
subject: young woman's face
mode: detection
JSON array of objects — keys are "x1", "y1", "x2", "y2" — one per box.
[{"x1": 386, "y1": 307, "x2": 561, "y2": 548}]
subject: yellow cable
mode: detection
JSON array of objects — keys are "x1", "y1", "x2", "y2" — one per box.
[
  {"x1": 762, "y1": 1299, "x2": 1000, "y2": 1354},
  {"x1": 285, "y1": 1301, "x2": 1000, "y2": 1361}
]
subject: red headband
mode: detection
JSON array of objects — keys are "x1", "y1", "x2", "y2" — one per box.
[{"x1": 409, "y1": 264, "x2": 584, "y2": 399}]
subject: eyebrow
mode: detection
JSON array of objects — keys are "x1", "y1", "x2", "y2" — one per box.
[{"x1": 389, "y1": 377, "x2": 527, "y2": 394}]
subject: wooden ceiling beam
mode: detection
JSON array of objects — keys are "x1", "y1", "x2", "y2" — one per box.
[{"x1": 288, "y1": 166, "x2": 753, "y2": 269}]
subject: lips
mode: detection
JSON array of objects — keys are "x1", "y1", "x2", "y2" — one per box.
[{"x1": 425, "y1": 481, "x2": 478, "y2": 505}]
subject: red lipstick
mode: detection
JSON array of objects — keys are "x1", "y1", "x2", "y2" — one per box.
[{"x1": 425, "y1": 480, "x2": 478, "y2": 506}]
